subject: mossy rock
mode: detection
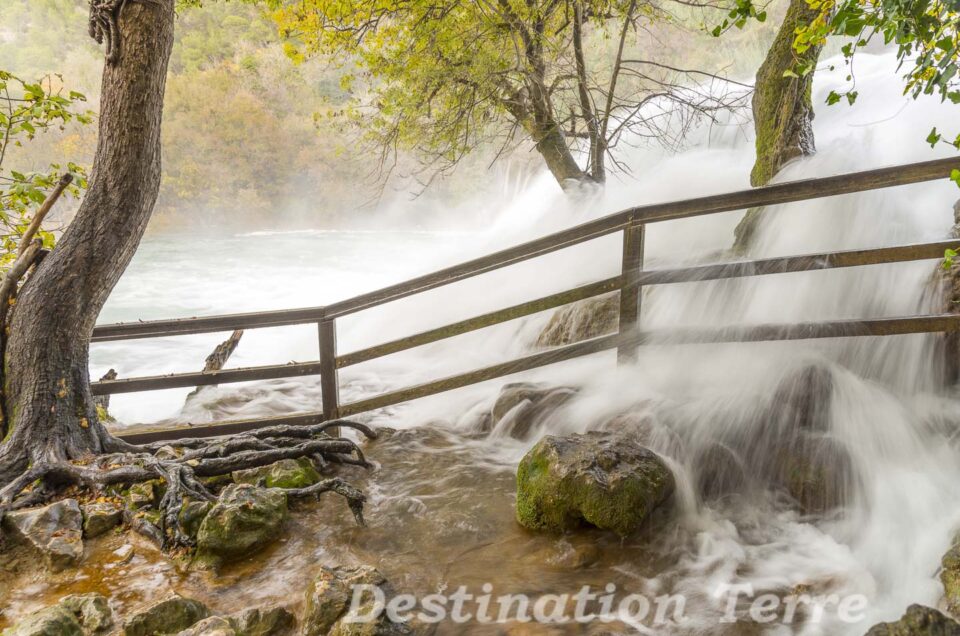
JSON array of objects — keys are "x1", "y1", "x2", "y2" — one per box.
[
  {"x1": 535, "y1": 293, "x2": 619, "y2": 348},
  {"x1": 193, "y1": 484, "x2": 287, "y2": 570},
  {"x1": 224, "y1": 606, "x2": 294, "y2": 636},
  {"x1": 59, "y1": 594, "x2": 114, "y2": 634},
  {"x1": 121, "y1": 595, "x2": 209, "y2": 636},
  {"x1": 515, "y1": 431, "x2": 674, "y2": 537},
  {"x1": 2, "y1": 606, "x2": 83, "y2": 636},
  {"x1": 942, "y1": 537, "x2": 960, "y2": 616},
  {"x1": 865, "y1": 605, "x2": 960, "y2": 635},
  {"x1": 123, "y1": 480, "x2": 165, "y2": 511},
  {"x1": 232, "y1": 458, "x2": 321, "y2": 489},
  {"x1": 302, "y1": 566, "x2": 408, "y2": 636},
  {"x1": 81, "y1": 502, "x2": 122, "y2": 539},
  {"x1": 174, "y1": 617, "x2": 234, "y2": 636}
]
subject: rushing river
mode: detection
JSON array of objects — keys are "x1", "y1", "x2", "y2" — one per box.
[{"x1": 6, "y1": 52, "x2": 960, "y2": 633}]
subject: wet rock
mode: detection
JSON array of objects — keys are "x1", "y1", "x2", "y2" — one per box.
[
  {"x1": 523, "y1": 538, "x2": 601, "y2": 570},
  {"x1": 693, "y1": 442, "x2": 747, "y2": 500},
  {"x1": 59, "y1": 594, "x2": 114, "y2": 634},
  {"x1": 302, "y1": 565, "x2": 410, "y2": 636},
  {"x1": 3, "y1": 593, "x2": 113, "y2": 636},
  {"x1": 3, "y1": 499, "x2": 84, "y2": 571},
  {"x1": 865, "y1": 604, "x2": 960, "y2": 635},
  {"x1": 780, "y1": 435, "x2": 855, "y2": 515},
  {"x1": 81, "y1": 502, "x2": 122, "y2": 538},
  {"x1": 112, "y1": 544, "x2": 135, "y2": 564},
  {"x1": 941, "y1": 537, "x2": 960, "y2": 616},
  {"x1": 121, "y1": 595, "x2": 210, "y2": 636},
  {"x1": 515, "y1": 431, "x2": 674, "y2": 536},
  {"x1": 225, "y1": 606, "x2": 294, "y2": 636},
  {"x1": 535, "y1": 293, "x2": 619, "y2": 348},
  {"x1": 232, "y1": 458, "x2": 321, "y2": 490},
  {"x1": 486, "y1": 383, "x2": 576, "y2": 440},
  {"x1": 175, "y1": 617, "x2": 235, "y2": 636},
  {"x1": 194, "y1": 484, "x2": 287, "y2": 570},
  {"x1": 178, "y1": 499, "x2": 214, "y2": 541},
  {"x1": 3, "y1": 605, "x2": 82, "y2": 636}
]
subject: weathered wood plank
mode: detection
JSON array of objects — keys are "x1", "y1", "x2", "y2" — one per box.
[
  {"x1": 336, "y1": 277, "x2": 622, "y2": 368},
  {"x1": 92, "y1": 360, "x2": 325, "y2": 395},
  {"x1": 115, "y1": 411, "x2": 327, "y2": 444},
  {"x1": 319, "y1": 319, "x2": 340, "y2": 421},
  {"x1": 617, "y1": 223, "x2": 645, "y2": 363},
  {"x1": 91, "y1": 306, "x2": 326, "y2": 342}
]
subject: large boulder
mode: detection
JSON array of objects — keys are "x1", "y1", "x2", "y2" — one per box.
[
  {"x1": 535, "y1": 293, "x2": 619, "y2": 348},
  {"x1": 515, "y1": 432, "x2": 674, "y2": 536},
  {"x1": 194, "y1": 484, "x2": 287, "y2": 569},
  {"x1": 81, "y1": 502, "x2": 122, "y2": 539},
  {"x1": 232, "y1": 459, "x2": 321, "y2": 490},
  {"x1": 865, "y1": 605, "x2": 960, "y2": 635},
  {"x1": 3, "y1": 499, "x2": 84, "y2": 570},
  {"x1": 121, "y1": 595, "x2": 210, "y2": 636},
  {"x1": 3, "y1": 593, "x2": 113, "y2": 636},
  {"x1": 302, "y1": 566, "x2": 409, "y2": 636}
]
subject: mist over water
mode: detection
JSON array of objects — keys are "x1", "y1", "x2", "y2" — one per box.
[{"x1": 91, "y1": 52, "x2": 960, "y2": 632}]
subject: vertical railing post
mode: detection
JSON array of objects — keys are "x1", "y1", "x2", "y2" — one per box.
[
  {"x1": 617, "y1": 221, "x2": 645, "y2": 364},
  {"x1": 318, "y1": 314, "x2": 340, "y2": 431}
]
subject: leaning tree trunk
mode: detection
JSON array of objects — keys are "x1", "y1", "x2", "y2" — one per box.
[
  {"x1": 733, "y1": 0, "x2": 823, "y2": 252},
  {"x1": 0, "y1": 0, "x2": 175, "y2": 484}
]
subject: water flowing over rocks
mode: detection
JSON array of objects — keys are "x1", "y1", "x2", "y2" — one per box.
[
  {"x1": 121, "y1": 595, "x2": 210, "y2": 636},
  {"x1": 3, "y1": 499, "x2": 84, "y2": 571},
  {"x1": 194, "y1": 484, "x2": 288, "y2": 570},
  {"x1": 477, "y1": 382, "x2": 576, "y2": 439},
  {"x1": 515, "y1": 431, "x2": 674, "y2": 536},
  {"x1": 865, "y1": 605, "x2": 960, "y2": 635},
  {"x1": 934, "y1": 199, "x2": 960, "y2": 385},
  {"x1": 535, "y1": 293, "x2": 619, "y2": 348},
  {"x1": 302, "y1": 566, "x2": 410, "y2": 636}
]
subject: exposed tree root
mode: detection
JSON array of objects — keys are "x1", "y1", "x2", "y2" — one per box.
[{"x1": 0, "y1": 420, "x2": 377, "y2": 551}]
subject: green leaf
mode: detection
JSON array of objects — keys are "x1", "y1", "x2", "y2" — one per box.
[
  {"x1": 826, "y1": 91, "x2": 842, "y2": 106},
  {"x1": 928, "y1": 127, "x2": 943, "y2": 148}
]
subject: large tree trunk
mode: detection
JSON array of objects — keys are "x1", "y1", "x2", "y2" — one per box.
[
  {"x1": 733, "y1": 0, "x2": 823, "y2": 252},
  {"x1": 0, "y1": 0, "x2": 175, "y2": 484}
]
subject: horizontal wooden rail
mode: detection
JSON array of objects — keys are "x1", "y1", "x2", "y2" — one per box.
[
  {"x1": 91, "y1": 306, "x2": 326, "y2": 342},
  {"x1": 93, "y1": 361, "x2": 325, "y2": 395},
  {"x1": 113, "y1": 313, "x2": 960, "y2": 443}
]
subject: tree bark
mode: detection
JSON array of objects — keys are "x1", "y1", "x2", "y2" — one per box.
[
  {"x1": 734, "y1": 0, "x2": 823, "y2": 253},
  {"x1": 0, "y1": 0, "x2": 175, "y2": 484}
]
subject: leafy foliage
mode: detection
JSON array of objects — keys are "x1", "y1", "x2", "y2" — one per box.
[{"x1": 0, "y1": 70, "x2": 91, "y2": 269}]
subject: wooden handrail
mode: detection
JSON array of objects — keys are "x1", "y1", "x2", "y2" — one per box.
[{"x1": 89, "y1": 157, "x2": 960, "y2": 443}]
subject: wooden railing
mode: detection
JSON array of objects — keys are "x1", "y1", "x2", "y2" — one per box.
[{"x1": 93, "y1": 157, "x2": 960, "y2": 444}]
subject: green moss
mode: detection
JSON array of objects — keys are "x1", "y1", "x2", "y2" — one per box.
[
  {"x1": 750, "y1": 0, "x2": 822, "y2": 188},
  {"x1": 232, "y1": 458, "x2": 321, "y2": 489},
  {"x1": 942, "y1": 538, "x2": 960, "y2": 616},
  {"x1": 516, "y1": 434, "x2": 673, "y2": 537}
]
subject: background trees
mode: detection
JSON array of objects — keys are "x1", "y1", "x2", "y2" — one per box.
[{"x1": 266, "y1": 0, "x2": 753, "y2": 190}]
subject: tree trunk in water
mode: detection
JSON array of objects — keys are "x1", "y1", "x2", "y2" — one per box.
[
  {"x1": 734, "y1": 0, "x2": 823, "y2": 252},
  {"x1": 0, "y1": 0, "x2": 175, "y2": 484}
]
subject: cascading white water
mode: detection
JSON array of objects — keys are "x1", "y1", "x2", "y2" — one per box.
[{"x1": 93, "y1": 51, "x2": 960, "y2": 632}]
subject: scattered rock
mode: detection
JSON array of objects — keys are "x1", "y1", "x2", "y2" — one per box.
[
  {"x1": 865, "y1": 604, "x2": 960, "y2": 635},
  {"x1": 121, "y1": 595, "x2": 210, "y2": 636},
  {"x1": 523, "y1": 538, "x2": 601, "y2": 570},
  {"x1": 302, "y1": 566, "x2": 409, "y2": 636},
  {"x1": 112, "y1": 544, "x2": 135, "y2": 564},
  {"x1": 692, "y1": 442, "x2": 748, "y2": 500},
  {"x1": 124, "y1": 480, "x2": 164, "y2": 511},
  {"x1": 194, "y1": 484, "x2": 287, "y2": 570},
  {"x1": 3, "y1": 499, "x2": 84, "y2": 571},
  {"x1": 535, "y1": 293, "x2": 619, "y2": 348},
  {"x1": 515, "y1": 431, "x2": 674, "y2": 536},
  {"x1": 175, "y1": 617, "x2": 235, "y2": 636},
  {"x1": 225, "y1": 606, "x2": 294, "y2": 636},
  {"x1": 232, "y1": 458, "x2": 321, "y2": 489},
  {"x1": 485, "y1": 383, "x2": 576, "y2": 439},
  {"x1": 2, "y1": 605, "x2": 82, "y2": 636},
  {"x1": 81, "y1": 502, "x2": 122, "y2": 539},
  {"x1": 4, "y1": 593, "x2": 113, "y2": 636},
  {"x1": 59, "y1": 594, "x2": 114, "y2": 634}
]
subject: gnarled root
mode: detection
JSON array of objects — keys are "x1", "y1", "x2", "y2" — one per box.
[{"x1": 0, "y1": 419, "x2": 377, "y2": 551}]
